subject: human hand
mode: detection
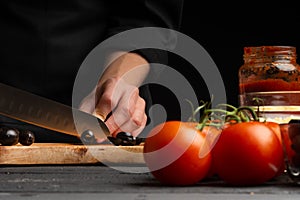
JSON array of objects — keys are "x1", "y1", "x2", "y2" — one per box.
[{"x1": 79, "y1": 77, "x2": 147, "y2": 141}]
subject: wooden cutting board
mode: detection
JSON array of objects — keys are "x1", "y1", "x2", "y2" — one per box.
[{"x1": 0, "y1": 143, "x2": 145, "y2": 165}]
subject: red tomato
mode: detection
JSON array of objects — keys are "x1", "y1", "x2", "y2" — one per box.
[
  {"x1": 213, "y1": 121, "x2": 284, "y2": 185},
  {"x1": 264, "y1": 121, "x2": 282, "y2": 143},
  {"x1": 264, "y1": 121, "x2": 285, "y2": 176},
  {"x1": 143, "y1": 121, "x2": 212, "y2": 186},
  {"x1": 201, "y1": 125, "x2": 222, "y2": 178}
]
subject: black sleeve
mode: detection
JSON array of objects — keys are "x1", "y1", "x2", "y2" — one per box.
[
  {"x1": 104, "y1": 0, "x2": 185, "y2": 64},
  {"x1": 102, "y1": 0, "x2": 185, "y2": 128},
  {"x1": 106, "y1": 0, "x2": 184, "y2": 35}
]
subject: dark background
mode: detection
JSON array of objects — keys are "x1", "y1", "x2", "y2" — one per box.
[{"x1": 176, "y1": 1, "x2": 300, "y2": 106}]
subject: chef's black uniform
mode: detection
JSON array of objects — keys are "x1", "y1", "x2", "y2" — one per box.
[{"x1": 0, "y1": 0, "x2": 184, "y2": 143}]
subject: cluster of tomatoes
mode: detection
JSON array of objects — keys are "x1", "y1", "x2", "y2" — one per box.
[
  {"x1": 0, "y1": 126, "x2": 35, "y2": 146},
  {"x1": 143, "y1": 103, "x2": 285, "y2": 186}
]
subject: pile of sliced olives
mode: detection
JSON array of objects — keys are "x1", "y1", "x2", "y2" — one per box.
[
  {"x1": 0, "y1": 126, "x2": 35, "y2": 146},
  {"x1": 107, "y1": 132, "x2": 145, "y2": 146},
  {"x1": 80, "y1": 130, "x2": 145, "y2": 146}
]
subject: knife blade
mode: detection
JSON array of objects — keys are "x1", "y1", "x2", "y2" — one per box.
[{"x1": 0, "y1": 83, "x2": 110, "y2": 142}]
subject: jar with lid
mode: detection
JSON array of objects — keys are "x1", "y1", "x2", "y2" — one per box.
[
  {"x1": 239, "y1": 46, "x2": 300, "y2": 184},
  {"x1": 239, "y1": 46, "x2": 300, "y2": 119},
  {"x1": 239, "y1": 46, "x2": 300, "y2": 94}
]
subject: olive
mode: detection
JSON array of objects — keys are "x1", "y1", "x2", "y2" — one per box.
[
  {"x1": 0, "y1": 127, "x2": 19, "y2": 146},
  {"x1": 107, "y1": 136, "x2": 122, "y2": 146},
  {"x1": 116, "y1": 132, "x2": 135, "y2": 145},
  {"x1": 19, "y1": 130, "x2": 35, "y2": 146},
  {"x1": 116, "y1": 132, "x2": 133, "y2": 140},
  {"x1": 107, "y1": 132, "x2": 146, "y2": 146}
]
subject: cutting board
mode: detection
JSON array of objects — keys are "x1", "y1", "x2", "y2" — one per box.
[{"x1": 0, "y1": 143, "x2": 145, "y2": 165}]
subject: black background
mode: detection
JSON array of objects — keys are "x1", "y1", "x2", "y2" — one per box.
[{"x1": 177, "y1": 0, "x2": 300, "y2": 106}]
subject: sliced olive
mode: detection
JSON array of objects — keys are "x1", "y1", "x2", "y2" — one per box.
[
  {"x1": 107, "y1": 136, "x2": 123, "y2": 146},
  {"x1": 19, "y1": 130, "x2": 35, "y2": 146},
  {"x1": 0, "y1": 127, "x2": 19, "y2": 146},
  {"x1": 114, "y1": 132, "x2": 145, "y2": 146}
]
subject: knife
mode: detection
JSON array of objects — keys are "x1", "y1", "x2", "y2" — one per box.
[{"x1": 0, "y1": 83, "x2": 111, "y2": 144}]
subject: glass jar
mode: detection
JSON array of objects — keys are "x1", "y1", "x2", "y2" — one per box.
[
  {"x1": 238, "y1": 46, "x2": 300, "y2": 184},
  {"x1": 239, "y1": 46, "x2": 300, "y2": 123},
  {"x1": 239, "y1": 46, "x2": 300, "y2": 94}
]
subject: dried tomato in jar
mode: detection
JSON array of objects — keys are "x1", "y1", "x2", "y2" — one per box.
[
  {"x1": 239, "y1": 46, "x2": 300, "y2": 108},
  {"x1": 239, "y1": 46, "x2": 300, "y2": 93},
  {"x1": 239, "y1": 46, "x2": 300, "y2": 124}
]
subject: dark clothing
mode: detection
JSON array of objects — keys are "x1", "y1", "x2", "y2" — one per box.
[
  {"x1": 0, "y1": 0, "x2": 184, "y2": 142},
  {"x1": 0, "y1": 0, "x2": 183, "y2": 105}
]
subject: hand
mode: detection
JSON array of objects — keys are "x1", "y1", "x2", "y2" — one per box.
[
  {"x1": 79, "y1": 52, "x2": 149, "y2": 142},
  {"x1": 79, "y1": 77, "x2": 147, "y2": 139}
]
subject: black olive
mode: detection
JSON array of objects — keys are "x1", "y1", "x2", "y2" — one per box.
[
  {"x1": 116, "y1": 132, "x2": 135, "y2": 145},
  {"x1": 116, "y1": 132, "x2": 133, "y2": 140},
  {"x1": 135, "y1": 137, "x2": 146, "y2": 145},
  {"x1": 19, "y1": 130, "x2": 35, "y2": 146},
  {"x1": 115, "y1": 132, "x2": 146, "y2": 146},
  {"x1": 0, "y1": 127, "x2": 19, "y2": 146},
  {"x1": 106, "y1": 132, "x2": 146, "y2": 146},
  {"x1": 107, "y1": 136, "x2": 122, "y2": 146}
]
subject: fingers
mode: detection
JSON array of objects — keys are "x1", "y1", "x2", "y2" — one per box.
[
  {"x1": 104, "y1": 88, "x2": 147, "y2": 137},
  {"x1": 94, "y1": 78, "x2": 147, "y2": 136},
  {"x1": 94, "y1": 78, "x2": 120, "y2": 120},
  {"x1": 109, "y1": 95, "x2": 147, "y2": 137}
]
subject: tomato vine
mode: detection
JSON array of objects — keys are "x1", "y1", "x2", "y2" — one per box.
[{"x1": 186, "y1": 99, "x2": 261, "y2": 131}]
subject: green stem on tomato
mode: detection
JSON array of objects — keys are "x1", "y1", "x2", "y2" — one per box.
[
  {"x1": 196, "y1": 108, "x2": 230, "y2": 130},
  {"x1": 216, "y1": 103, "x2": 238, "y2": 112},
  {"x1": 238, "y1": 110, "x2": 251, "y2": 122},
  {"x1": 236, "y1": 106, "x2": 259, "y2": 122},
  {"x1": 225, "y1": 114, "x2": 242, "y2": 124},
  {"x1": 252, "y1": 97, "x2": 264, "y2": 119},
  {"x1": 186, "y1": 99, "x2": 208, "y2": 122},
  {"x1": 188, "y1": 100, "x2": 260, "y2": 131}
]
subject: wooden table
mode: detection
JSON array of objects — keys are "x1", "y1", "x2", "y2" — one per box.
[
  {"x1": 0, "y1": 165, "x2": 299, "y2": 200},
  {"x1": 0, "y1": 144, "x2": 299, "y2": 200}
]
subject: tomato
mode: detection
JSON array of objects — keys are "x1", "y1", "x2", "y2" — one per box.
[
  {"x1": 264, "y1": 121, "x2": 282, "y2": 143},
  {"x1": 143, "y1": 121, "x2": 212, "y2": 186},
  {"x1": 201, "y1": 125, "x2": 222, "y2": 178},
  {"x1": 264, "y1": 121, "x2": 285, "y2": 176},
  {"x1": 213, "y1": 121, "x2": 284, "y2": 185}
]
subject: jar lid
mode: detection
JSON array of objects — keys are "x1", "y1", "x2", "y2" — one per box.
[{"x1": 244, "y1": 46, "x2": 296, "y2": 57}]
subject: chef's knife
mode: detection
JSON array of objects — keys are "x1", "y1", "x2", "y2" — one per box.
[{"x1": 0, "y1": 83, "x2": 110, "y2": 143}]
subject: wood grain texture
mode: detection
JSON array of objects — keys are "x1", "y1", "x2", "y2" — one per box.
[{"x1": 0, "y1": 143, "x2": 145, "y2": 165}]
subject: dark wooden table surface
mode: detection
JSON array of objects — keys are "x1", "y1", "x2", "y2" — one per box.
[{"x1": 0, "y1": 164, "x2": 299, "y2": 200}]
